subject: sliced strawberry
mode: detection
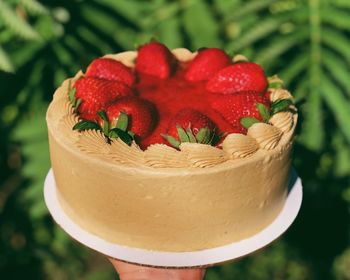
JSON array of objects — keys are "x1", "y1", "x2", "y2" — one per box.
[
  {"x1": 211, "y1": 92, "x2": 271, "y2": 134},
  {"x1": 86, "y1": 58, "x2": 135, "y2": 87},
  {"x1": 162, "y1": 108, "x2": 218, "y2": 148},
  {"x1": 135, "y1": 41, "x2": 177, "y2": 79},
  {"x1": 104, "y1": 96, "x2": 157, "y2": 139},
  {"x1": 74, "y1": 77, "x2": 134, "y2": 121},
  {"x1": 206, "y1": 62, "x2": 268, "y2": 95},
  {"x1": 185, "y1": 48, "x2": 231, "y2": 82}
]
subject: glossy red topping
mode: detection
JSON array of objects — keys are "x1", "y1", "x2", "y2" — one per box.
[{"x1": 73, "y1": 41, "x2": 270, "y2": 149}]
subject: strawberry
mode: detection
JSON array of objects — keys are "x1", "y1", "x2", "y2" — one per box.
[
  {"x1": 73, "y1": 77, "x2": 134, "y2": 121},
  {"x1": 206, "y1": 62, "x2": 268, "y2": 95},
  {"x1": 162, "y1": 108, "x2": 218, "y2": 148},
  {"x1": 211, "y1": 92, "x2": 271, "y2": 134},
  {"x1": 103, "y1": 96, "x2": 157, "y2": 139},
  {"x1": 135, "y1": 41, "x2": 176, "y2": 79},
  {"x1": 185, "y1": 48, "x2": 231, "y2": 82},
  {"x1": 86, "y1": 58, "x2": 135, "y2": 87}
]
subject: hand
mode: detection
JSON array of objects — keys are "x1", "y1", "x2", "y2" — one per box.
[{"x1": 109, "y1": 258, "x2": 206, "y2": 280}]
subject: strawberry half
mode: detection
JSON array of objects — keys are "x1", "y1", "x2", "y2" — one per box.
[
  {"x1": 162, "y1": 108, "x2": 218, "y2": 148},
  {"x1": 135, "y1": 41, "x2": 176, "y2": 79},
  {"x1": 74, "y1": 77, "x2": 134, "y2": 121},
  {"x1": 103, "y1": 96, "x2": 157, "y2": 139},
  {"x1": 211, "y1": 92, "x2": 271, "y2": 134},
  {"x1": 86, "y1": 58, "x2": 135, "y2": 87},
  {"x1": 185, "y1": 48, "x2": 231, "y2": 82},
  {"x1": 206, "y1": 62, "x2": 268, "y2": 95}
]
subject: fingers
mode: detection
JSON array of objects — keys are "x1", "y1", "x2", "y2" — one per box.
[{"x1": 109, "y1": 258, "x2": 206, "y2": 280}]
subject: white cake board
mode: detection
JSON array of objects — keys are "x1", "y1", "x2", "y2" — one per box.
[{"x1": 44, "y1": 168, "x2": 302, "y2": 268}]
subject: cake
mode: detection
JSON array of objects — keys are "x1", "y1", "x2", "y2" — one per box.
[{"x1": 46, "y1": 41, "x2": 297, "y2": 252}]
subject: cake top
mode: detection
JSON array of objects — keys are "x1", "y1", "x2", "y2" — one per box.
[{"x1": 47, "y1": 41, "x2": 297, "y2": 169}]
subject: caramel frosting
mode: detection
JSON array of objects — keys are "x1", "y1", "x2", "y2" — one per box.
[
  {"x1": 46, "y1": 48, "x2": 297, "y2": 252},
  {"x1": 247, "y1": 123, "x2": 283, "y2": 150},
  {"x1": 221, "y1": 134, "x2": 259, "y2": 159}
]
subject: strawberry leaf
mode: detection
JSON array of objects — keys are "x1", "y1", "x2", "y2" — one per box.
[
  {"x1": 256, "y1": 103, "x2": 271, "y2": 122},
  {"x1": 186, "y1": 125, "x2": 197, "y2": 143},
  {"x1": 268, "y1": 75, "x2": 284, "y2": 89},
  {"x1": 161, "y1": 134, "x2": 181, "y2": 149},
  {"x1": 109, "y1": 128, "x2": 133, "y2": 146},
  {"x1": 240, "y1": 117, "x2": 260, "y2": 129},
  {"x1": 176, "y1": 125, "x2": 190, "y2": 142},
  {"x1": 68, "y1": 80, "x2": 76, "y2": 104},
  {"x1": 116, "y1": 111, "x2": 128, "y2": 131},
  {"x1": 73, "y1": 120, "x2": 101, "y2": 131},
  {"x1": 196, "y1": 127, "x2": 210, "y2": 144},
  {"x1": 98, "y1": 110, "x2": 109, "y2": 135},
  {"x1": 75, "y1": 98, "x2": 82, "y2": 109},
  {"x1": 271, "y1": 99, "x2": 294, "y2": 114}
]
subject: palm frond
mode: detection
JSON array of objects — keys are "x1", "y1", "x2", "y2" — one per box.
[
  {"x1": 320, "y1": 75, "x2": 350, "y2": 144},
  {"x1": 0, "y1": 44, "x2": 14, "y2": 72},
  {"x1": 0, "y1": 0, "x2": 40, "y2": 40},
  {"x1": 182, "y1": 1, "x2": 220, "y2": 48},
  {"x1": 20, "y1": 0, "x2": 48, "y2": 16}
]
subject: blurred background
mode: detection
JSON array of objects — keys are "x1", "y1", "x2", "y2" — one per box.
[{"x1": 0, "y1": 0, "x2": 349, "y2": 279}]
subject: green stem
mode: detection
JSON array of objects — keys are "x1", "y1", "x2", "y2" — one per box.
[{"x1": 303, "y1": 0, "x2": 324, "y2": 150}]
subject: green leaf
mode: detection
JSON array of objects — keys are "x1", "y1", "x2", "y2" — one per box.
[
  {"x1": 115, "y1": 111, "x2": 128, "y2": 131},
  {"x1": 321, "y1": 75, "x2": 350, "y2": 144},
  {"x1": 182, "y1": 1, "x2": 220, "y2": 48},
  {"x1": 322, "y1": 27, "x2": 350, "y2": 64},
  {"x1": 240, "y1": 117, "x2": 260, "y2": 129},
  {"x1": 256, "y1": 103, "x2": 271, "y2": 122},
  {"x1": 186, "y1": 126, "x2": 197, "y2": 143},
  {"x1": 73, "y1": 120, "x2": 101, "y2": 131},
  {"x1": 0, "y1": 44, "x2": 15, "y2": 73},
  {"x1": 321, "y1": 6, "x2": 350, "y2": 32},
  {"x1": 322, "y1": 48, "x2": 350, "y2": 98},
  {"x1": 161, "y1": 134, "x2": 181, "y2": 149},
  {"x1": 98, "y1": 110, "x2": 109, "y2": 135},
  {"x1": 21, "y1": 0, "x2": 48, "y2": 16},
  {"x1": 271, "y1": 99, "x2": 294, "y2": 114},
  {"x1": 109, "y1": 128, "x2": 133, "y2": 145},
  {"x1": 176, "y1": 125, "x2": 190, "y2": 142},
  {"x1": 0, "y1": 0, "x2": 41, "y2": 40},
  {"x1": 196, "y1": 127, "x2": 210, "y2": 144}
]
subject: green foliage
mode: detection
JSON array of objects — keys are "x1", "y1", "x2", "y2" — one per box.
[{"x1": 1, "y1": 0, "x2": 349, "y2": 279}]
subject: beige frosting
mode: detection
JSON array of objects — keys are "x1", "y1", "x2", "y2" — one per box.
[
  {"x1": 46, "y1": 49, "x2": 297, "y2": 252},
  {"x1": 221, "y1": 134, "x2": 259, "y2": 159}
]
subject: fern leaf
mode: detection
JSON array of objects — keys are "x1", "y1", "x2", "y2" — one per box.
[
  {"x1": 182, "y1": 1, "x2": 220, "y2": 49},
  {"x1": 0, "y1": 0, "x2": 40, "y2": 40},
  {"x1": 321, "y1": 6, "x2": 350, "y2": 31},
  {"x1": 0, "y1": 45, "x2": 15, "y2": 72},
  {"x1": 332, "y1": 0, "x2": 350, "y2": 9},
  {"x1": 21, "y1": 0, "x2": 48, "y2": 16},
  {"x1": 226, "y1": 17, "x2": 284, "y2": 52},
  {"x1": 279, "y1": 55, "x2": 309, "y2": 85},
  {"x1": 255, "y1": 29, "x2": 309, "y2": 66},
  {"x1": 292, "y1": 77, "x2": 309, "y2": 102},
  {"x1": 224, "y1": 0, "x2": 279, "y2": 21},
  {"x1": 320, "y1": 75, "x2": 350, "y2": 144},
  {"x1": 299, "y1": 83, "x2": 324, "y2": 151},
  {"x1": 11, "y1": 105, "x2": 50, "y2": 220},
  {"x1": 322, "y1": 48, "x2": 350, "y2": 97},
  {"x1": 157, "y1": 17, "x2": 183, "y2": 48},
  {"x1": 322, "y1": 27, "x2": 350, "y2": 64}
]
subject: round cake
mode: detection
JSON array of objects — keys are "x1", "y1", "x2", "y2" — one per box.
[{"x1": 46, "y1": 41, "x2": 297, "y2": 252}]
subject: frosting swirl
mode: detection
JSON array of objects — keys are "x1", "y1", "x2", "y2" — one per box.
[
  {"x1": 247, "y1": 123, "x2": 283, "y2": 150},
  {"x1": 222, "y1": 134, "x2": 259, "y2": 159}
]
